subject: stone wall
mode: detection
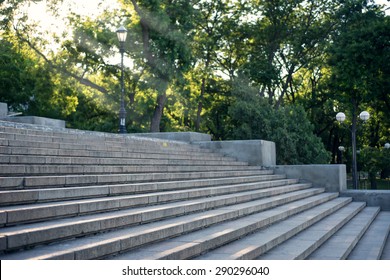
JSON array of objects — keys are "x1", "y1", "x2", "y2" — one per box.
[
  {"x1": 0, "y1": 102, "x2": 7, "y2": 117},
  {"x1": 273, "y1": 164, "x2": 347, "y2": 193},
  {"x1": 0, "y1": 116, "x2": 65, "y2": 128},
  {"x1": 340, "y1": 190, "x2": 390, "y2": 211},
  {"x1": 134, "y1": 132, "x2": 211, "y2": 142},
  {"x1": 194, "y1": 140, "x2": 276, "y2": 167}
]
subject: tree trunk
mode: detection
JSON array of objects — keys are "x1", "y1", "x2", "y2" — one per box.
[
  {"x1": 195, "y1": 76, "x2": 206, "y2": 132},
  {"x1": 150, "y1": 93, "x2": 167, "y2": 132},
  {"x1": 369, "y1": 172, "x2": 377, "y2": 190}
]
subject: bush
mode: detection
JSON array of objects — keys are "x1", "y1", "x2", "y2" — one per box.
[{"x1": 228, "y1": 82, "x2": 330, "y2": 164}]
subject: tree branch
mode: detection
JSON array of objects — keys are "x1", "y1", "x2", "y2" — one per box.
[{"x1": 14, "y1": 26, "x2": 109, "y2": 94}]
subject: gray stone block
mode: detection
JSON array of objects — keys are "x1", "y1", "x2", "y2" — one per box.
[
  {"x1": 0, "y1": 177, "x2": 24, "y2": 189},
  {"x1": 0, "y1": 116, "x2": 65, "y2": 128},
  {"x1": 0, "y1": 103, "x2": 7, "y2": 117},
  {"x1": 273, "y1": 164, "x2": 347, "y2": 193},
  {"x1": 25, "y1": 176, "x2": 66, "y2": 187},
  {"x1": 340, "y1": 190, "x2": 390, "y2": 211},
  {"x1": 0, "y1": 235, "x2": 6, "y2": 251},
  {"x1": 74, "y1": 239, "x2": 121, "y2": 260},
  {"x1": 0, "y1": 211, "x2": 6, "y2": 225},
  {"x1": 134, "y1": 132, "x2": 211, "y2": 142},
  {"x1": 194, "y1": 140, "x2": 276, "y2": 166},
  {"x1": 0, "y1": 190, "x2": 39, "y2": 205},
  {"x1": 6, "y1": 204, "x2": 80, "y2": 225}
]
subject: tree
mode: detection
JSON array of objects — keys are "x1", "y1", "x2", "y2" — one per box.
[
  {"x1": 227, "y1": 75, "x2": 330, "y2": 164},
  {"x1": 126, "y1": 0, "x2": 195, "y2": 132},
  {"x1": 326, "y1": 0, "x2": 390, "y2": 168}
]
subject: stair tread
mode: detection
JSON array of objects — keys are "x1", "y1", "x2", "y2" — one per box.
[
  {"x1": 0, "y1": 183, "x2": 310, "y2": 225},
  {"x1": 0, "y1": 177, "x2": 296, "y2": 208},
  {"x1": 0, "y1": 186, "x2": 318, "y2": 237},
  {"x1": 0, "y1": 188, "x2": 327, "y2": 259},
  {"x1": 348, "y1": 211, "x2": 390, "y2": 260},
  {"x1": 258, "y1": 206, "x2": 378, "y2": 260},
  {"x1": 306, "y1": 207, "x2": 379, "y2": 260},
  {"x1": 195, "y1": 200, "x2": 361, "y2": 260},
  {"x1": 108, "y1": 193, "x2": 340, "y2": 260}
]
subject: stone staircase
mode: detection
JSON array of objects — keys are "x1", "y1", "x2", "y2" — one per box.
[{"x1": 0, "y1": 120, "x2": 389, "y2": 260}]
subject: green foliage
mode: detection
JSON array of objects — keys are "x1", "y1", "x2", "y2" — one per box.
[
  {"x1": 228, "y1": 77, "x2": 330, "y2": 164},
  {"x1": 0, "y1": 39, "x2": 78, "y2": 119},
  {"x1": 358, "y1": 146, "x2": 390, "y2": 189},
  {"x1": 0, "y1": 0, "x2": 388, "y2": 168}
]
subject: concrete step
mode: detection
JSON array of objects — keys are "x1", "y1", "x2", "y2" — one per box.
[
  {"x1": 195, "y1": 199, "x2": 361, "y2": 260},
  {"x1": 381, "y1": 228, "x2": 390, "y2": 260},
  {"x1": 306, "y1": 207, "x2": 380, "y2": 260},
  {"x1": 347, "y1": 211, "x2": 390, "y2": 260},
  {"x1": 0, "y1": 170, "x2": 276, "y2": 191},
  {"x1": 0, "y1": 125, "x2": 206, "y2": 148},
  {"x1": 0, "y1": 158, "x2": 256, "y2": 173},
  {"x1": 257, "y1": 206, "x2": 378, "y2": 260},
  {"x1": 0, "y1": 137, "x2": 208, "y2": 154},
  {"x1": 0, "y1": 142, "x2": 237, "y2": 165},
  {"x1": 0, "y1": 153, "x2": 238, "y2": 164},
  {"x1": 0, "y1": 127, "x2": 215, "y2": 156},
  {"x1": 109, "y1": 193, "x2": 340, "y2": 260},
  {"x1": 0, "y1": 190, "x2": 334, "y2": 259},
  {"x1": 0, "y1": 182, "x2": 309, "y2": 226},
  {"x1": 0, "y1": 175, "x2": 295, "y2": 205},
  {"x1": 0, "y1": 159, "x2": 250, "y2": 175},
  {"x1": 0, "y1": 144, "x2": 229, "y2": 160}
]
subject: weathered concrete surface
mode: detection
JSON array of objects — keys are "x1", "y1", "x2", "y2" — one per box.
[
  {"x1": 340, "y1": 190, "x2": 390, "y2": 211},
  {"x1": 0, "y1": 116, "x2": 65, "y2": 128},
  {"x1": 0, "y1": 103, "x2": 7, "y2": 117},
  {"x1": 273, "y1": 164, "x2": 347, "y2": 193},
  {"x1": 194, "y1": 140, "x2": 276, "y2": 167},
  {"x1": 134, "y1": 132, "x2": 211, "y2": 142}
]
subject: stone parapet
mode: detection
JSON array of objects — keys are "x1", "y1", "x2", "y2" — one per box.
[
  {"x1": 273, "y1": 164, "x2": 347, "y2": 193},
  {"x1": 134, "y1": 132, "x2": 211, "y2": 142},
  {"x1": 0, "y1": 102, "x2": 8, "y2": 117},
  {"x1": 194, "y1": 139, "x2": 276, "y2": 167},
  {"x1": 340, "y1": 190, "x2": 390, "y2": 211},
  {"x1": 0, "y1": 116, "x2": 65, "y2": 128}
]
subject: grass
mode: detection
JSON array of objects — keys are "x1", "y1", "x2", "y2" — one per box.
[{"x1": 347, "y1": 177, "x2": 390, "y2": 190}]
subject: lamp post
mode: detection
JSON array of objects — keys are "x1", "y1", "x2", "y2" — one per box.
[
  {"x1": 336, "y1": 110, "x2": 370, "y2": 189},
  {"x1": 116, "y1": 25, "x2": 127, "y2": 134},
  {"x1": 338, "y1": 146, "x2": 345, "y2": 164}
]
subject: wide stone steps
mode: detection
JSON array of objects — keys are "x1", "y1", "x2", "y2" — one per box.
[
  {"x1": 257, "y1": 206, "x2": 379, "y2": 260},
  {"x1": 346, "y1": 211, "x2": 390, "y2": 260},
  {"x1": 0, "y1": 128, "x2": 222, "y2": 157},
  {"x1": 0, "y1": 144, "x2": 230, "y2": 161},
  {"x1": 0, "y1": 169, "x2": 271, "y2": 190},
  {"x1": 109, "y1": 193, "x2": 341, "y2": 260},
  {"x1": 0, "y1": 153, "x2": 239, "y2": 164},
  {"x1": 0, "y1": 188, "x2": 330, "y2": 259},
  {"x1": 0, "y1": 161, "x2": 249, "y2": 176},
  {"x1": 381, "y1": 231, "x2": 390, "y2": 260},
  {"x1": 195, "y1": 200, "x2": 363, "y2": 260},
  {"x1": 0, "y1": 180, "x2": 302, "y2": 226},
  {"x1": 0, "y1": 120, "x2": 389, "y2": 260},
  {"x1": 306, "y1": 207, "x2": 380, "y2": 259},
  {"x1": 0, "y1": 174, "x2": 287, "y2": 205}
]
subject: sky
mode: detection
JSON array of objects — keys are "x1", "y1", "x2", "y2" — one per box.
[{"x1": 17, "y1": 0, "x2": 390, "y2": 55}]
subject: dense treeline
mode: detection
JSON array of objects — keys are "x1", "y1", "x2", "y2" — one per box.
[{"x1": 0, "y1": 0, "x2": 389, "y2": 176}]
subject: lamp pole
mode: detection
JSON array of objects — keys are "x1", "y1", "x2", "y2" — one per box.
[
  {"x1": 116, "y1": 25, "x2": 127, "y2": 134},
  {"x1": 336, "y1": 110, "x2": 370, "y2": 189}
]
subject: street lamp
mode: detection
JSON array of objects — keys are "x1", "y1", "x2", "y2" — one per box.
[
  {"x1": 338, "y1": 146, "x2": 345, "y2": 164},
  {"x1": 385, "y1": 143, "x2": 390, "y2": 149},
  {"x1": 116, "y1": 25, "x2": 127, "y2": 134},
  {"x1": 336, "y1": 110, "x2": 370, "y2": 189}
]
